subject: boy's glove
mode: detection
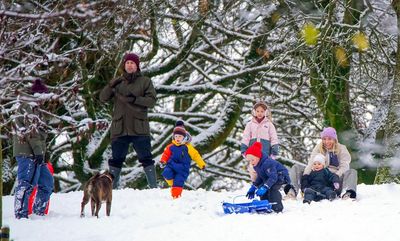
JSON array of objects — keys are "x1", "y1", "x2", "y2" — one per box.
[
  {"x1": 34, "y1": 155, "x2": 44, "y2": 165},
  {"x1": 256, "y1": 185, "x2": 269, "y2": 197},
  {"x1": 333, "y1": 182, "x2": 340, "y2": 190},
  {"x1": 159, "y1": 162, "x2": 166, "y2": 169},
  {"x1": 246, "y1": 185, "x2": 257, "y2": 199}
]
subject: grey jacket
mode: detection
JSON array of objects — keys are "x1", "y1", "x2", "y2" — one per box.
[
  {"x1": 100, "y1": 72, "x2": 156, "y2": 139},
  {"x1": 13, "y1": 102, "x2": 47, "y2": 157}
]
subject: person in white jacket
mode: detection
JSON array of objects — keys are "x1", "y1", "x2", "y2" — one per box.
[
  {"x1": 240, "y1": 100, "x2": 280, "y2": 181},
  {"x1": 285, "y1": 127, "x2": 357, "y2": 200}
]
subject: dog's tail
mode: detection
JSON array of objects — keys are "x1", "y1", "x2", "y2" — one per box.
[{"x1": 87, "y1": 172, "x2": 101, "y2": 195}]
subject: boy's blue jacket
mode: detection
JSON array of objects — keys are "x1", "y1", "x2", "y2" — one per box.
[{"x1": 253, "y1": 156, "x2": 290, "y2": 188}]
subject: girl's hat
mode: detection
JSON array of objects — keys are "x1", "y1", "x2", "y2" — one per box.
[
  {"x1": 312, "y1": 154, "x2": 325, "y2": 165},
  {"x1": 245, "y1": 142, "x2": 262, "y2": 158},
  {"x1": 173, "y1": 120, "x2": 187, "y2": 136},
  {"x1": 320, "y1": 127, "x2": 337, "y2": 141},
  {"x1": 123, "y1": 53, "x2": 140, "y2": 71}
]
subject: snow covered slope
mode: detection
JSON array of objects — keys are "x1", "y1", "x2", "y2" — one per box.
[{"x1": 3, "y1": 184, "x2": 400, "y2": 241}]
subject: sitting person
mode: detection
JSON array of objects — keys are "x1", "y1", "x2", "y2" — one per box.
[
  {"x1": 160, "y1": 120, "x2": 206, "y2": 199},
  {"x1": 244, "y1": 142, "x2": 290, "y2": 212},
  {"x1": 301, "y1": 154, "x2": 340, "y2": 204},
  {"x1": 285, "y1": 127, "x2": 357, "y2": 200}
]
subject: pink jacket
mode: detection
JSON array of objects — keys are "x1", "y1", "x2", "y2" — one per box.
[{"x1": 241, "y1": 117, "x2": 279, "y2": 155}]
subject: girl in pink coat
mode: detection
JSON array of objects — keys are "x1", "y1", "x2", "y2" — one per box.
[{"x1": 241, "y1": 101, "x2": 279, "y2": 181}]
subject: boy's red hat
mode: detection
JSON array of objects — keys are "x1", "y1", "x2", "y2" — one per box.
[{"x1": 245, "y1": 142, "x2": 262, "y2": 158}]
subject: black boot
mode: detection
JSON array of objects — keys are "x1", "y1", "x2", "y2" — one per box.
[
  {"x1": 109, "y1": 166, "x2": 121, "y2": 189},
  {"x1": 144, "y1": 165, "x2": 157, "y2": 188}
]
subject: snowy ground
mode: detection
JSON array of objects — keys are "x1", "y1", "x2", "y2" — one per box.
[{"x1": 3, "y1": 184, "x2": 400, "y2": 241}]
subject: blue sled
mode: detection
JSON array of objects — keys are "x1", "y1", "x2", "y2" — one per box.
[{"x1": 222, "y1": 199, "x2": 273, "y2": 214}]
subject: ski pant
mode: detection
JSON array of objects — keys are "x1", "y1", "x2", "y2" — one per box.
[
  {"x1": 14, "y1": 156, "x2": 53, "y2": 218},
  {"x1": 288, "y1": 164, "x2": 357, "y2": 194},
  {"x1": 303, "y1": 187, "x2": 336, "y2": 202},
  {"x1": 340, "y1": 169, "x2": 358, "y2": 195},
  {"x1": 259, "y1": 184, "x2": 283, "y2": 212},
  {"x1": 162, "y1": 162, "x2": 190, "y2": 187},
  {"x1": 109, "y1": 135, "x2": 155, "y2": 169}
]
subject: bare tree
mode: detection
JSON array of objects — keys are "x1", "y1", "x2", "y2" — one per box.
[{"x1": 1, "y1": 0, "x2": 398, "y2": 192}]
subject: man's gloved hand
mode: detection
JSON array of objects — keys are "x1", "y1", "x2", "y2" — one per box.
[
  {"x1": 117, "y1": 94, "x2": 136, "y2": 103},
  {"x1": 256, "y1": 185, "x2": 269, "y2": 197},
  {"x1": 246, "y1": 185, "x2": 257, "y2": 199},
  {"x1": 34, "y1": 155, "x2": 44, "y2": 165}
]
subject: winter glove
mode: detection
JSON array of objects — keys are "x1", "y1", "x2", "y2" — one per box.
[
  {"x1": 159, "y1": 162, "x2": 166, "y2": 169},
  {"x1": 333, "y1": 182, "x2": 340, "y2": 191},
  {"x1": 269, "y1": 154, "x2": 276, "y2": 160},
  {"x1": 109, "y1": 78, "x2": 122, "y2": 88},
  {"x1": 246, "y1": 185, "x2": 257, "y2": 199},
  {"x1": 117, "y1": 94, "x2": 136, "y2": 103},
  {"x1": 256, "y1": 185, "x2": 269, "y2": 197},
  {"x1": 271, "y1": 144, "x2": 279, "y2": 156},
  {"x1": 329, "y1": 152, "x2": 339, "y2": 167},
  {"x1": 34, "y1": 154, "x2": 44, "y2": 165}
]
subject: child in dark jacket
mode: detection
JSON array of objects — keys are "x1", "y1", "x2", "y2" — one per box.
[
  {"x1": 160, "y1": 121, "x2": 206, "y2": 199},
  {"x1": 301, "y1": 154, "x2": 340, "y2": 204},
  {"x1": 244, "y1": 142, "x2": 290, "y2": 212}
]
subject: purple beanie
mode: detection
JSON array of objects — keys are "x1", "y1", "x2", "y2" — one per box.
[
  {"x1": 31, "y1": 79, "x2": 49, "y2": 94},
  {"x1": 320, "y1": 127, "x2": 337, "y2": 140},
  {"x1": 123, "y1": 53, "x2": 140, "y2": 71}
]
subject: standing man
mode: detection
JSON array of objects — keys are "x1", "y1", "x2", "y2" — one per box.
[
  {"x1": 100, "y1": 52, "x2": 157, "y2": 189},
  {"x1": 14, "y1": 79, "x2": 54, "y2": 219}
]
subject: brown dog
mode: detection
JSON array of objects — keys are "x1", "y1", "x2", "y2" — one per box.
[{"x1": 80, "y1": 170, "x2": 113, "y2": 218}]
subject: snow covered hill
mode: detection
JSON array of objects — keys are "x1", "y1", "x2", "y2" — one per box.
[{"x1": 3, "y1": 184, "x2": 400, "y2": 241}]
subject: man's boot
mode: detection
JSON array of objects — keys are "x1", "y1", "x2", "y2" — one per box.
[
  {"x1": 109, "y1": 166, "x2": 121, "y2": 189},
  {"x1": 143, "y1": 165, "x2": 157, "y2": 188}
]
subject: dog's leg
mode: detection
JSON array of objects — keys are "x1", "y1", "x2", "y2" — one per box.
[
  {"x1": 106, "y1": 196, "x2": 112, "y2": 216},
  {"x1": 80, "y1": 191, "x2": 89, "y2": 217},
  {"x1": 90, "y1": 198, "x2": 96, "y2": 216},
  {"x1": 95, "y1": 201, "x2": 101, "y2": 218}
]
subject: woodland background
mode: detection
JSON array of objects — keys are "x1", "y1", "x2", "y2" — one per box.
[{"x1": 1, "y1": 0, "x2": 400, "y2": 194}]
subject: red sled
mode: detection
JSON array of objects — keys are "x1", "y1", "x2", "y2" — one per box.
[{"x1": 28, "y1": 162, "x2": 54, "y2": 215}]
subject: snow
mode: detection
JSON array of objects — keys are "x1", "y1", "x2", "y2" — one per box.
[{"x1": 3, "y1": 184, "x2": 400, "y2": 241}]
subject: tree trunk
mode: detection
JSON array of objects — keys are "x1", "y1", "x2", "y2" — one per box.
[
  {"x1": 374, "y1": 0, "x2": 400, "y2": 184},
  {"x1": 0, "y1": 127, "x2": 3, "y2": 227}
]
